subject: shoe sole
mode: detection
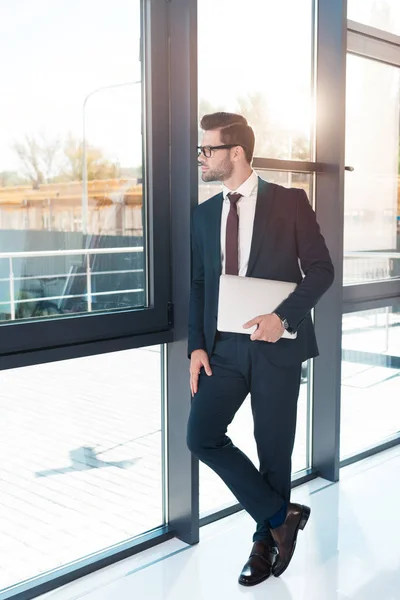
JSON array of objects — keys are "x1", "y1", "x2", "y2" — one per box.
[{"x1": 273, "y1": 505, "x2": 311, "y2": 578}]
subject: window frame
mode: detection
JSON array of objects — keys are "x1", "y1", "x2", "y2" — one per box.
[{"x1": 0, "y1": 0, "x2": 172, "y2": 360}]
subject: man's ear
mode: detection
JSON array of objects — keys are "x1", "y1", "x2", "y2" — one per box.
[{"x1": 233, "y1": 145, "x2": 244, "y2": 161}]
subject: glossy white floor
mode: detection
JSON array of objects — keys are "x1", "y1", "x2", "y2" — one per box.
[{"x1": 40, "y1": 445, "x2": 400, "y2": 600}]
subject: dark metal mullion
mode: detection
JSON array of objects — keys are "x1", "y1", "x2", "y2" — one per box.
[
  {"x1": 347, "y1": 19, "x2": 400, "y2": 47},
  {"x1": 143, "y1": 0, "x2": 171, "y2": 543},
  {"x1": 0, "y1": 329, "x2": 173, "y2": 371},
  {"x1": 340, "y1": 433, "x2": 400, "y2": 469},
  {"x1": 161, "y1": 345, "x2": 168, "y2": 528},
  {"x1": 0, "y1": 300, "x2": 171, "y2": 358},
  {"x1": 343, "y1": 279, "x2": 400, "y2": 307},
  {"x1": 343, "y1": 298, "x2": 400, "y2": 314},
  {"x1": 307, "y1": 0, "x2": 317, "y2": 464},
  {"x1": 311, "y1": 0, "x2": 347, "y2": 483},
  {"x1": 347, "y1": 32, "x2": 400, "y2": 68},
  {"x1": 342, "y1": 348, "x2": 400, "y2": 370},
  {"x1": 253, "y1": 157, "x2": 328, "y2": 173},
  {"x1": 144, "y1": 0, "x2": 171, "y2": 328},
  {"x1": 1, "y1": 528, "x2": 174, "y2": 600},
  {"x1": 166, "y1": 0, "x2": 199, "y2": 546}
]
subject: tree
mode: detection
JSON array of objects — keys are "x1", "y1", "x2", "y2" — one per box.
[
  {"x1": 199, "y1": 98, "x2": 224, "y2": 120},
  {"x1": 199, "y1": 93, "x2": 309, "y2": 160},
  {"x1": 237, "y1": 92, "x2": 274, "y2": 156},
  {"x1": 238, "y1": 93, "x2": 309, "y2": 160},
  {"x1": 198, "y1": 99, "x2": 225, "y2": 144},
  {"x1": 290, "y1": 134, "x2": 310, "y2": 161},
  {"x1": 11, "y1": 134, "x2": 119, "y2": 186},
  {"x1": 12, "y1": 134, "x2": 61, "y2": 189},
  {"x1": 60, "y1": 135, "x2": 118, "y2": 182},
  {"x1": 0, "y1": 171, "x2": 27, "y2": 187}
]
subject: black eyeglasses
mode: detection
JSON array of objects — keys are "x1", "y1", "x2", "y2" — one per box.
[{"x1": 197, "y1": 144, "x2": 241, "y2": 158}]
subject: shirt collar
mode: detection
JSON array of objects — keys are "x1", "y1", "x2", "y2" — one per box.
[{"x1": 222, "y1": 170, "x2": 258, "y2": 202}]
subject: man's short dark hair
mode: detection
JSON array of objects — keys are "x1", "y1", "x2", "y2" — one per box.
[{"x1": 200, "y1": 112, "x2": 255, "y2": 164}]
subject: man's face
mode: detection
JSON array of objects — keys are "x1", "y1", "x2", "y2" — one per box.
[{"x1": 198, "y1": 129, "x2": 234, "y2": 182}]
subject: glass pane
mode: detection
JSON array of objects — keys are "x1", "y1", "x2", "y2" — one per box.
[
  {"x1": 198, "y1": 171, "x2": 313, "y2": 516},
  {"x1": 0, "y1": 1, "x2": 145, "y2": 323},
  {"x1": 0, "y1": 346, "x2": 163, "y2": 591},
  {"x1": 344, "y1": 54, "x2": 400, "y2": 284},
  {"x1": 348, "y1": 0, "x2": 400, "y2": 37},
  {"x1": 256, "y1": 171, "x2": 313, "y2": 197},
  {"x1": 340, "y1": 306, "x2": 400, "y2": 460},
  {"x1": 198, "y1": 0, "x2": 313, "y2": 160}
]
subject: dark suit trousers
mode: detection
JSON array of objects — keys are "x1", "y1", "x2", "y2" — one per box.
[{"x1": 187, "y1": 333, "x2": 302, "y2": 542}]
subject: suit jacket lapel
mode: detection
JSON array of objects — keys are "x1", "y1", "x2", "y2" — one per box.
[
  {"x1": 246, "y1": 178, "x2": 274, "y2": 276},
  {"x1": 211, "y1": 192, "x2": 223, "y2": 274}
]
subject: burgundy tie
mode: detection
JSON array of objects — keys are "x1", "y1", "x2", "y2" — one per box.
[{"x1": 225, "y1": 192, "x2": 242, "y2": 275}]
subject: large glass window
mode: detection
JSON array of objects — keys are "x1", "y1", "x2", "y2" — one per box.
[
  {"x1": 198, "y1": 0, "x2": 314, "y2": 161},
  {"x1": 344, "y1": 54, "x2": 400, "y2": 284},
  {"x1": 348, "y1": 0, "x2": 400, "y2": 37},
  {"x1": 340, "y1": 306, "x2": 400, "y2": 459},
  {"x1": 0, "y1": 345, "x2": 163, "y2": 592},
  {"x1": 0, "y1": 1, "x2": 145, "y2": 323}
]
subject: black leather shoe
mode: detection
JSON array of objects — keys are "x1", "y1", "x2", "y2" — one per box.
[
  {"x1": 271, "y1": 503, "x2": 310, "y2": 577},
  {"x1": 238, "y1": 541, "x2": 278, "y2": 587}
]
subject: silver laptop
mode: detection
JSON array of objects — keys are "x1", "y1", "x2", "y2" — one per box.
[{"x1": 217, "y1": 274, "x2": 298, "y2": 340}]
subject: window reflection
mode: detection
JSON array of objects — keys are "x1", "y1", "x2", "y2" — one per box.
[
  {"x1": 0, "y1": 345, "x2": 163, "y2": 591},
  {"x1": 344, "y1": 54, "x2": 400, "y2": 284},
  {"x1": 0, "y1": 1, "x2": 146, "y2": 322},
  {"x1": 341, "y1": 306, "x2": 400, "y2": 459}
]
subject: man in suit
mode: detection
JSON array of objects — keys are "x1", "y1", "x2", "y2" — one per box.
[{"x1": 187, "y1": 112, "x2": 334, "y2": 586}]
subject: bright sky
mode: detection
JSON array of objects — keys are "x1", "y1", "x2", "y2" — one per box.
[
  {"x1": 347, "y1": 0, "x2": 400, "y2": 35},
  {"x1": 198, "y1": 0, "x2": 313, "y2": 136},
  {"x1": 1, "y1": 0, "x2": 399, "y2": 175},
  {"x1": 0, "y1": 0, "x2": 142, "y2": 172}
]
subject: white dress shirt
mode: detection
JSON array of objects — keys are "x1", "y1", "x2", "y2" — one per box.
[{"x1": 221, "y1": 170, "x2": 259, "y2": 277}]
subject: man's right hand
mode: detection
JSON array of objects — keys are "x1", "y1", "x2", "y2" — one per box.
[{"x1": 190, "y1": 349, "x2": 212, "y2": 397}]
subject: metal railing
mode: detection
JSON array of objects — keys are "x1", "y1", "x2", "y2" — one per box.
[
  {"x1": 343, "y1": 251, "x2": 400, "y2": 284},
  {"x1": 0, "y1": 247, "x2": 399, "y2": 321},
  {"x1": 0, "y1": 247, "x2": 144, "y2": 321}
]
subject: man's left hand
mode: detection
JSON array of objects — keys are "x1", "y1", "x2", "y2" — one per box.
[{"x1": 243, "y1": 313, "x2": 284, "y2": 343}]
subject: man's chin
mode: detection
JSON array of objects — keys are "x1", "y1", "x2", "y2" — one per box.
[{"x1": 201, "y1": 172, "x2": 216, "y2": 182}]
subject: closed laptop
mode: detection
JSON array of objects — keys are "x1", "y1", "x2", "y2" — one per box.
[{"x1": 217, "y1": 274, "x2": 298, "y2": 340}]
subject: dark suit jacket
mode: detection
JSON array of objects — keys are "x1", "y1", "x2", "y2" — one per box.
[{"x1": 188, "y1": 178, "x2": 334, "y2": 366}]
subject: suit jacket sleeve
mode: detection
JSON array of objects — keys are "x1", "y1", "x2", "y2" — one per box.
[
  {"x1": 188, "y1": 210, "x2": 206, "y2": 357},
  {"x1": 275, "y1": 189, "x2": 334, "y2": 332}
]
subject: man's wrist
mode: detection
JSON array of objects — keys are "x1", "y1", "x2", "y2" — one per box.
[
  {"x1": 189, "y1": 348, "x2": 207, "y2": 359},
  {"x1": 274, "y1": 312, "x2": 290, "y2": 331}
]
